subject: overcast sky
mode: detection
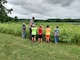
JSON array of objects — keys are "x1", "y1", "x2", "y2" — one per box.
[{"x1": 5, "y1": 0, "x2": 80, "y2": 19}]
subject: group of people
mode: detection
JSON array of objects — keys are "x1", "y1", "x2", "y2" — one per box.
[{"x1": 22, "y1": 17, "x2": 59, "y2": 43}]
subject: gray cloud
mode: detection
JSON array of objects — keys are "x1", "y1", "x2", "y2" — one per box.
[
  {"x1": 44, "y1": 0, "x2": 75, "y2": 7},
  {"x1": 7, "y1": 0, "x2": 51, "y2": 15},
  {"x1": 6, "y1": 0, "x2": 80, "y2": 19},
  {"x1": 7, "y1": 0, "x2": 26, "y2": 5}
]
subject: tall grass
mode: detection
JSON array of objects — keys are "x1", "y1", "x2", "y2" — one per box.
[{"x1": 0, "y1": 22, "x2": 80, "y2": 44}]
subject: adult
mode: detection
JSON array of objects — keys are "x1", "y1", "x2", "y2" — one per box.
[{"x1": 29, "y1": 17, "x2": 35, "y2": 40}]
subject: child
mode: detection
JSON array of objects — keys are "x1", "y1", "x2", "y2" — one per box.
[
  {"x1": 38, "y1": 25, "x2": 44, "y2": 43},
  {"x1": 22, "y1": 23, "x2": 26, "y2": 39},
  {"x1": 54, "y1": 26, "x2": 59, "y2": 43},
  {"x1": 31, "y1": 24, "x2": 37, "y2": 42},
  {"x1": 46, "y1": 25, "x2": 51, "y2": 43}
]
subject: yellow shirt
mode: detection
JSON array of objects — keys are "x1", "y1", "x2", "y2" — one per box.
[{"x1": 46, "y1": 28, "x2": 51, "y2": 35}]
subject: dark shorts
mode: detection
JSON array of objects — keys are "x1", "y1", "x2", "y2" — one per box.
[
  {"x1": 38, "y1": 35, "x2": 42, "y2": 38},
  {"x1": 32, "y1": 35, "x2": 36, "y2": 38}
]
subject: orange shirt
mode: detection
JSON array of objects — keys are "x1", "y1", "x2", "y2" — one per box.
[{"x1": 46, "y1": 28, "x2": 51, "y2": 35}]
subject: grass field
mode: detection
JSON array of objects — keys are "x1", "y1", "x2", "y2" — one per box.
[
  {"x1": 0, "y1": 33, "x2": 80, "y2": 60},
  {"x1": 0, "y1": 22, "x2": 80, "y2": 44}
]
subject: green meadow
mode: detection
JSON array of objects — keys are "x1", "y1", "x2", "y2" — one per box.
[
  {"x1": 0, "y1": 22, "x2": 80, "y2": 60},
  {"x1": 0, "y1": 22, "x2": 80, "y2": 44}
]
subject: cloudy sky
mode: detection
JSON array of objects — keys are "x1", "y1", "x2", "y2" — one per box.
[{"x1": 5, "y1": 0, "x2": 80, "y2": 19}]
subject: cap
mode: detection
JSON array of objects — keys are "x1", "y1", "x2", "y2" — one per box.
[{"x1": 23, "y1": 23, "x2": 25, "y2": 25}]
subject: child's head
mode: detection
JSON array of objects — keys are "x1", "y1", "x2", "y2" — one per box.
[
  {"x1": 23, "y1": 23, "x2": 25, "y2": 26},
  {"x1": 47, "y1": 25, "x2": 49, "y2": 28},
  {"x1": 56, "y1": 26, "x2": 59, "y2": 28},
  {"x1": 39, "y1": 25, "x2": 42, "y2": 28}
]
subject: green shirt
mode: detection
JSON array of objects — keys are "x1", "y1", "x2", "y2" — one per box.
[{"x1": 32, "y1": 27, "x2": 37, "y2": 35}]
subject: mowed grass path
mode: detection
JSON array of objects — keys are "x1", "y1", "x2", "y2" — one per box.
[{"x1": 0, "y1": 33, "x2": 80, "y2": 60}]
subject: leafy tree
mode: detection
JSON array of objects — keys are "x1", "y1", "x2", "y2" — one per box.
[{"x1": 0, "y1": 0, "x2": 13, "y2": 23}]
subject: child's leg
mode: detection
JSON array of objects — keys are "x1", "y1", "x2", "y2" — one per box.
[
  {"x1": 47, "y1": 35, "x2": 50, "y2": 42},
  {"x1": 40, "y1": 35, "x2": 43, "y2": 43},
  {"x1": 41, "y1": 38, "x2": 42, "y2": 43},
  {"x1": 34, "y1": 36, "x2": 36, "y2": 42},
  {"x1": 22, "y1": 31, "x2": 25, "y2": 39},
  {"x1": 46, "y1": 35, "x2": 48, "y2": 42},
  {"x1": 32, "y1": 37, "x2": 34, "y2": 42},
  {"x1": 46, "y1": 38, "x2": 47, "y2": 42},
  {"x1": 47, "y1": 38, "x2": 49, "y2": 42},
  {"x1": 46, "y1": 38, "x2": 49, "y2": 43},
  {"x1": 54, "y1": 36, "x2": 58, "y2": 43},
  {"x1": 56, "y1": 36, "x2": 59, "y2": 43},
  {"x1": 24, "y1": 31, "x2": 26, "y2": 38},
  {"x1": 38, "y1": 38, "x2": 40, "y2": 43},
  {"x1": 54, "y1": 36, "x2": 56, "y2": 43}
]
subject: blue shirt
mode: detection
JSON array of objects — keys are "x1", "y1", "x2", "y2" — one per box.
[{"x1": 54, "y1": 28, "x2": 59, "y2": 36}]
